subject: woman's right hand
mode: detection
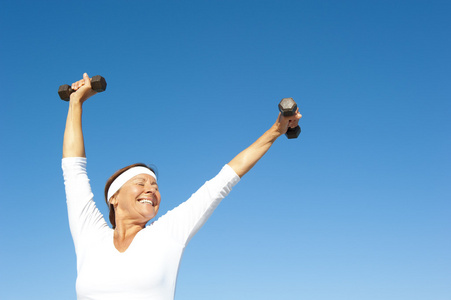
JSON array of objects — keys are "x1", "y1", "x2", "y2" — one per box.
[{"x1": 70, "y1": 73, "x2": 98, "y2": 103}]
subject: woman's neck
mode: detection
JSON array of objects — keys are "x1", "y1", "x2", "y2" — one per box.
[{"x1": 113, "y1": 220, "x2": 146, "y2": 252}]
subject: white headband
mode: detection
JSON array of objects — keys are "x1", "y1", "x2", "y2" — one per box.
[{"x1": 107, "y1": 166, "x2": 157, "y2": 203}]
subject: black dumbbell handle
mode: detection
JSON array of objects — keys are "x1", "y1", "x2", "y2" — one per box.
[{"x1": 58, "y1": 75, "x2": 107, "y2": 101}]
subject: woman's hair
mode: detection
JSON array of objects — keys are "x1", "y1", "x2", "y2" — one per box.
[{"x1": 104, "y1": 163, "x2": 158, "y2": 229}]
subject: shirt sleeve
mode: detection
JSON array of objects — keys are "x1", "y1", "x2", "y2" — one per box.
[
  {"x1": 152, "y1": 164, "x2": 240, "y2": 247},
  {"x1": 62, "y1": 157, "x2": 109, "y2": 253}
]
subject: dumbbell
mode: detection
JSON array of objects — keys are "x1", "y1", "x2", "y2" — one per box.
[
  {"x1": 58, "y1": 75, "x2": 107, "y2": 101},
  {"x1": 278, "y1": 97, "x2": 301, "y2": 139}
]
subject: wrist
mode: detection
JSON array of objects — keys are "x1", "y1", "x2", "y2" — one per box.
[
  {"x1": 271, "y1": 121, "x2": 285, "y2": 136},
  {"x1": 266, "y1": 125, "x2": 283, "y2": 141},
  {"x1": 69, "y1": 96, "x2": 84, "y2": 107}
]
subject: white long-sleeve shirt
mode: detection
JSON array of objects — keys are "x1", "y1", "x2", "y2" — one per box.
[{"x1": 62, "y1": 157, "x2": 240, "y2": 300}]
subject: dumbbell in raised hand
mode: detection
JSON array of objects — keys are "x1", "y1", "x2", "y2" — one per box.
[
  {"x1": 278, "y1": 97, "x2": 301, "y2": 139},
  {"x1": 58, "y1": 75, "x2": 107, "y2": 101}
]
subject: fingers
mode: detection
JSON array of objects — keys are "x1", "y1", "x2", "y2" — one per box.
[
  {"x1": 71, "y1": 78, "x2": 84, "y2": 91},
  {"x1": 68, "y1": 73, "x2": 98, "y2": 102},
  {"x1": 288, "y1": 119, "x2": 298, "y2": 128},
  {"x1": 286, "y1": 111, "x2": 302, "y2": 128},
  {"x1": 71, "y1": 73, "x2": 91, "y2": 91}
]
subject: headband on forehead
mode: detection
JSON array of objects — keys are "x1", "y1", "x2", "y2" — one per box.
[{"x1": 107, "y1": 166, "x2": 157, "y2": 203}]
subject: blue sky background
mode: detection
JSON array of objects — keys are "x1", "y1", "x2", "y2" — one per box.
[{"x1": 1, "y1": 0, "x2": 450, "y2": 299}]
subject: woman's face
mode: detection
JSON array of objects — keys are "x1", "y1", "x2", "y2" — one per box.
[{"x1": 112, "y1": 173, "x2": 161, "y2": 224}]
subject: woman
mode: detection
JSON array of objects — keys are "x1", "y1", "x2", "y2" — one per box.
[{"x1": 62, "y1": 73, "x2": 302, "y2": 300}]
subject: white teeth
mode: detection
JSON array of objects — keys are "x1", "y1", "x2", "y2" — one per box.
[{"x1": 139, "y1": 200, "x2": 153, "y2": 205}]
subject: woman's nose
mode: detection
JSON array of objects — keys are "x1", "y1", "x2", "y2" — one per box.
[{"x1": 145, "y1": 183, "x2": 156, "y2": 193}]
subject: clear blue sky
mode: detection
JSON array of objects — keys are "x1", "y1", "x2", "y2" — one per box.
[{"x1": 1, "y1": 1, "x2": 450, "y2": 299}]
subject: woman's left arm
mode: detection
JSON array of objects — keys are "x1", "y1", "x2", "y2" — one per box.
[{"x1": 228, "y1": 109, "x2": 302, "y2": 178}]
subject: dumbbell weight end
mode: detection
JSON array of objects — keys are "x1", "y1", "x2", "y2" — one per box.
[
  {"x1": 286, "y1": 125, "x2": 301, "y2": 139},
  {"x1": 58, "y1": 85, "x2": 74, "y2": 101}
]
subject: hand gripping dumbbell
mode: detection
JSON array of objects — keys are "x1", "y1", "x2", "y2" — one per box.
[
  {"x1": 278, "y1": 98, "x2": 301, "y2": 139},
  {"x1": 58, "y1": 75, "x2": 107, "y2": 101}
]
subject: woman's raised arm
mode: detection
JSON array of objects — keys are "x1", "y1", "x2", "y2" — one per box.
[
  {"x1": 62, "y1": 73, "x2": 97, "y2": 158},
  {"x1": 228, "y1": 109, "x2": 302, "y2": 178}
]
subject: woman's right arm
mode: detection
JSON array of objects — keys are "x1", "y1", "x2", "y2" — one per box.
[
  {"x1": 62, "y1": 73, "x2": 108, "y2": 246},
  {"x1": 62, "y1": 73, "x2": 97, "y2": 158}
]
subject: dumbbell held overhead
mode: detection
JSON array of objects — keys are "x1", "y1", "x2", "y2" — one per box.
[
  {"x1": 58, "y1": 75, "x2": 107, "y2": 101},
  {"x1": 278, "y1": 97, "x2": 301, "y2": 139}
]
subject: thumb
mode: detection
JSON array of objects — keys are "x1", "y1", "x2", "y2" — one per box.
[{"x1": 83, "y1": 73, "x2": 92, "y2": 88}]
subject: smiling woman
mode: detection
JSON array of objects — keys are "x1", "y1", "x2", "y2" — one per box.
[
  {"x1": 61, "y1": 73, "x2": 301, "y2": 300},
  {"x1": 104, "y1": 163, "x2": 159, "y2": 229}
]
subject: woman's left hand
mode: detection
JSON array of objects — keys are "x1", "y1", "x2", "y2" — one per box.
[{"x1": 272, "y1": 109, "x2": 302, "y2": 137}]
